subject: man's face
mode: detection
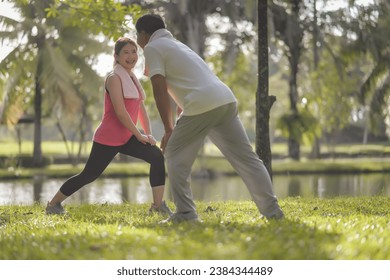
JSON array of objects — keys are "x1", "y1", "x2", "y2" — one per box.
[{"x1": 136, "y1": 31, "x2": 147, "y2": 50}]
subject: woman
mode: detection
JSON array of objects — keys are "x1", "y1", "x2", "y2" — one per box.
[{"x1": 46, "y1": 37, "x2": 172, "y2": 216}]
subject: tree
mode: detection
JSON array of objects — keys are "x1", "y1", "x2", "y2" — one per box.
[
  {"x1": 336, "y1": 0, "x2": 390, "y2": 140},
  {"x1": 129, "y1": 0, "x2": 277, "y2": 173},
  {"x1": 126, "y1": 0, "x2": 257, "y2": 59},
  {"x1": 300, "y1": 0, "x2": 390, "y2": 147},
  {"x1": 0, "y1": 0, "x2": 139, "y2": 166},
  {"x1": 269, "y1": 0, "x2": 304, "y2": 160},
  {"x1": 256, "y1": 0, "x2": 275, "y2": 177}
]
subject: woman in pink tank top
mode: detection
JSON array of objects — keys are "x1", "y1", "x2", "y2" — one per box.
[{"x1": 45, "y1": 38, "x2": 172, "y2": 216}]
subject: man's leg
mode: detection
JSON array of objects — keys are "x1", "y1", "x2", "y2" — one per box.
[
  {"x1": 164, "y1": 118, "x2": 207, "y2": 217},
  {"x1": 208, "y1": 103, "x2": 283, "y2": 218},
  {"x1": 164, "y1": 105, "x2": 233, "y2": 216}
]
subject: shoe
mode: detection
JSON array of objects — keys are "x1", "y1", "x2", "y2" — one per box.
[
  {"x1": 148, "y1": 201, "x2": 173, "y2": 216},
  {"x1": 46, "y1": 202, "x2": 66, "y2": 215},
  {"x1": 159, "y1": 211, "x2": 200, "y2": 224},
  {"x1": 266, "y1": 210, "x2": 285, "y2": 220}
]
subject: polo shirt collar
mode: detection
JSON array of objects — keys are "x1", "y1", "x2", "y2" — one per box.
[{"x1": 149, "y1": 29, "x2": 173, "y2": 42}]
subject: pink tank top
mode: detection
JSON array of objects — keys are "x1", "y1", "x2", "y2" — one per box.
[{"x1": 93, "y1": 77, "x2": 143, "y2": 146}]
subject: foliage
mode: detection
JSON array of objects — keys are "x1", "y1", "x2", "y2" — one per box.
[
  {"x1": 276, "y1": 109, "x2": 319, "y2": 145},
  {"x1": 327, "y1": 0, "x2": 390, "y2": 137},
  {"x1": 0, "y1": 0, "x2": 110, "y2": 126},
  {"x1": 0, "y1": 65, "x2": 32, "y2": 127},
  {"x1": 207, "y1": 51, "x2": 257, "y2": 126},
  {"x1": 269, "y1": 0, "x2": 390, "y2": 154},
  {"x1": 0, "y1": 197, "x2": 389, "y2": 259},
  {"x1": 300, "y1": 50, "x2": 359, "y2": 136},
  {"x1": 2, "y1": 0, "x2": 389, "y2": 157},
  {"x1": 45, "y1": 0, "x2": 142, "y2": 40},
  {"x1": 0, "y1": 0, "x2": 144, "y2": 165},
  {"x1": 128, "y1": 0, "x2": 261, "y2": 124},
  {"x1": 0, "y1": 0, "x2": 142, "y2": 125}
]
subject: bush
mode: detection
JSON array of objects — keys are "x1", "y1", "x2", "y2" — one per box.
[{"x1": 0, "y1": 155, "x2": 52, "y2": 168}]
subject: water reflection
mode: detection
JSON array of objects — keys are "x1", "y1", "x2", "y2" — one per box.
[{"x1": 0, "y1": 173, "x2": 389, "y2": 205}]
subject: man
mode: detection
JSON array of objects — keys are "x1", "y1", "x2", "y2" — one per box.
[{"x1": 136, "y1": 14, "x2": 284, "y2": 223}]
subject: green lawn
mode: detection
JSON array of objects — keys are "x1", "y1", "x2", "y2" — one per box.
[{"x1": 0, "y1": 197, "x2": 389, "y2": 260}]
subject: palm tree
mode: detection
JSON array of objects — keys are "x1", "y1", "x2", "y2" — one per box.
[
  {"x1": 0, "y1": 0, "x2": 109, "y2": 166},
  {"x1": 344, "y1": 1, "x2": 390, "y2": 139}
]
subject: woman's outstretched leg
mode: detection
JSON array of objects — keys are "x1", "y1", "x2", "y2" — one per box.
[{"x1": 46, "y1": 142, "x2": 118, "y2": 214}]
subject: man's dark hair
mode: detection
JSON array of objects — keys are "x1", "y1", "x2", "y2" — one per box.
[{"x1": 135, "y1": 14, "x2": 166, "y2": 35}]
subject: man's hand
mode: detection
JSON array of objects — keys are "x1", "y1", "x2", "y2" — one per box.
[
  {"x1": 160, "y1": 130, "x2": 173, "y2": 154},
  {"x1": 151, "y1": 74, "x2": 174, "y2": 143}
]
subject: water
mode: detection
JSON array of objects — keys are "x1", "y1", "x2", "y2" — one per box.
[{"x1": 0, "y1": 173, "x2": 389, "y2": 206}]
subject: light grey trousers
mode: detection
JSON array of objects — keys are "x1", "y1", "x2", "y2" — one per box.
[{"x1": 165, "y1": 102, "x2": 283, "y2": 219}]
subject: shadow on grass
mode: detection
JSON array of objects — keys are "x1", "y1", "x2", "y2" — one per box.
[
  {"x1": 66, "y1": 203, "x2": 343, "y2": 259},
  {"x1": 0, "y1": 203, "x2": 341, "y2": 260},
  {"x1": 150, "y1": 219, "x2": 341, "y2": 260}
]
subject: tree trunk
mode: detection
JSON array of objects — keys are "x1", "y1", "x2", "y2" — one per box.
[
  {"x1": 288, "y1": 137, "x2": 300, "y2": 160},
  {"x1": 310, "y1": 0, "x2": 321, "y2": 158},
  {"x1": 256, "y1": 0, "x2": 276, "y2": 178},
  {"x1": 269, "y1": 0, "x2": 303, "y2": 161},
  {"x1": 56, "y1": 118, "x2": 75, "y2": 164},
  {"x1": 32, "y1": 51, "x2": 43, "y2": 167},
  {"x1": 288, "y1": 60, "x2": 300, "y2": 160},
  {"x1": 164, "y1": 0, "x2": 207, "y2": 57}
]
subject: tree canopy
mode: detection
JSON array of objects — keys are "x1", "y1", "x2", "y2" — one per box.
[{"x1": 1, "y1": 0, "x2": 389, "y2": 166}]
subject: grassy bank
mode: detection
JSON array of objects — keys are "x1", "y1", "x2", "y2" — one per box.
[
  {"x1": 2, "y1": 157, "x2": 390, "y2": 180},
  {"x1": 1, "y1": 141, "x2": 390, "y2": 157},
  {"x1": 0, "y1": 197, "x2": 389, "y2": 260},
  {"x1": 1, "y1": 141, "x2": 390, "y2": 179}
]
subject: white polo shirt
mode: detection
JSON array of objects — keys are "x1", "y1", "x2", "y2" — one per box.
[{"x1": 144, "y1": 29, "x2": 237, "y2": 116}]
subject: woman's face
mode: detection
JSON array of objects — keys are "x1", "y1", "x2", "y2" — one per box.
[{"x1": 115, "y1": 43, "x2": 138, "y2": 71}]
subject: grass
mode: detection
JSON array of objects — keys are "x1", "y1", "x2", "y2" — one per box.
[{"x1": 0, "y1": 197, "x2": 389, "y2": 260}]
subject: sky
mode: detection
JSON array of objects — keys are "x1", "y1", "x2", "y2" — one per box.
[{"x1": 0, "y1": 1, "x2": 20, "y2": 61}]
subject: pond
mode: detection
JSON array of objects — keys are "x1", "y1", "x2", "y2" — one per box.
[{"x1": 0, "y1": 172, "x2": 389, "y2": 206}]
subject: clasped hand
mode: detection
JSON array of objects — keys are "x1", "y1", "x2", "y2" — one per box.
[{"x1": 136, "y1": 134, "x2": 157, "y2": 146}]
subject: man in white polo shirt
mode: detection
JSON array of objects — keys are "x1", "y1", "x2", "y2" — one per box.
[{"x1": 136, "y1": 14, "x2": 284, "y2": 223}]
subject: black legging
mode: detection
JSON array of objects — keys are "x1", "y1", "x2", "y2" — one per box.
[{"x1": 59, "y1": 137, "x2": 165, "y2": 196}]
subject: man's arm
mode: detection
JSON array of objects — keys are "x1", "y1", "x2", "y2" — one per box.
[{"x1": 150, "y1": 74, "x2": 173, "y2": 152}]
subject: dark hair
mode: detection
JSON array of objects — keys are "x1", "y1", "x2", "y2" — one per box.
[
  {"x1": 135, "y1": 14, "x2": 166, "y2": 35},
  {"x1": 114, "y1": 37, "x2": 137, "y2": 56}
]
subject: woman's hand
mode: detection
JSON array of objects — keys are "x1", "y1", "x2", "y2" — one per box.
[
  {"x1": 136, "y1": 133, "x2": 157, "y2": 146},
  {"x1": 147, "y1": 135, "x2": 157, "y2": 146},
  {"x1": 136, "y1": 133, "x2": 149, "y2": 145}
]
